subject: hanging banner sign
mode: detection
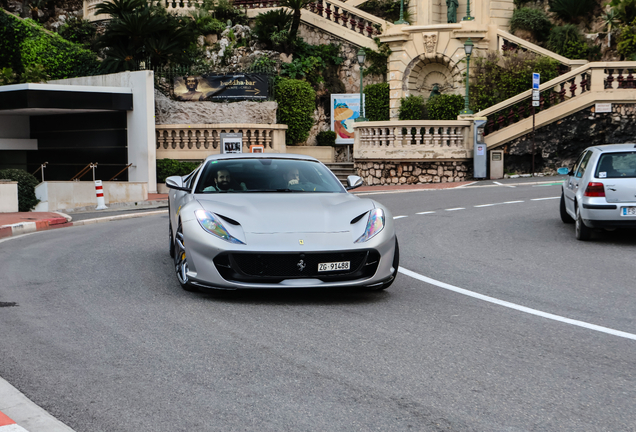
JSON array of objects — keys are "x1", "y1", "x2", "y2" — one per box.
[{"x1": 174, "y1": 74, "x2": 269, "y2": 101}]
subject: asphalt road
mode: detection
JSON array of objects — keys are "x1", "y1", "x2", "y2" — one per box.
[{"x1": 1, "y1": 180, "x2": 635, "y2": 431}]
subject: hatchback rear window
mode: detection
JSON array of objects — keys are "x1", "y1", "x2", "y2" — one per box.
[{"x1": 595, "y1": 152, "x2": 636, "y2": 178}]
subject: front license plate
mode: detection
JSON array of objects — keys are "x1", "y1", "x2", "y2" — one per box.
[
  {"x1": 622, "y1": 206, "x2": 636, "y2": 216},
  {"x1": 318, "y1": 261, "x2": 350, "y2": 272}
]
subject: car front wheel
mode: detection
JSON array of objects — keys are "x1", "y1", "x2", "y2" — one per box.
[
  {"x1": 174, "y1": 222, "x2": 197, "y2": 292},
  {"x1": 575, "y1": 205, "x2": 592, "y2": 241}
]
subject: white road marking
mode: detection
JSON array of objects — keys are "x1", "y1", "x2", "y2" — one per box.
[
  {"x1": 494, "y1": 181, "x2": 516, "y2": 188},
  {"x1": 393, "y1": 215, "x2": 408, "y2": 219},
  {"x1": 398, "y1": 267, "x2": 636, "y2": 341},
  {"x1": 416, "y1": 211, "x2": 436, "y2": 215},
  {"x1": 504, "y1": 200, "x2": 524, "y2": 204},
  {"x1": 454, "y1": 181, "x2": 477, "y2": 188},
  {"x1": 445, "y1": 208, "x2": 465, "y2": 211},
  {"x1": 474, "y1": 203, "x2": 499, "y2": 208},
  {"x1": 531, "y1": 197, "x2": 560, "y2": 201}
]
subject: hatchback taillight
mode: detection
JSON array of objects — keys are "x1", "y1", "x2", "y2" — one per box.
[{"x1": 584, "y1": 182, "x2": 605, "y2": 197}]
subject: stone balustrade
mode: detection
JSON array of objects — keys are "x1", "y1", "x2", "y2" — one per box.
[
  {"x1": 496, "y1": 29, "x2": 588, "y2": 72},
  {"x1": 156, "y1": 124, "x2": 287, "y2": 160},
  {"x1": 233, "y1": 0, "x2": 387, "y2": 38},
  {"x1": 84, "y1": 0, "x2": 204, "y2": 20},
  {"x1": 353, "y1": 120, "x2": 473, "y2": 161}
]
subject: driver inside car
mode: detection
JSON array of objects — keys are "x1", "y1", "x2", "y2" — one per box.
[{"x1": 203, "y1": 169, "x2": 247, "y2": 192}]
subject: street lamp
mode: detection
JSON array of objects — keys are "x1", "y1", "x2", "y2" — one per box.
[
  {"x1": 460, "y1": 38, "x2": 474, "y2": 115},
  {"x1": 462, "y1": 0, "x2": 474, "y2": 21},
  {"x1": 394, "y1": 0, "x2": 409, "y2": 24},
  {"x1": 355, "y1": 48, "x2": 367, "y2": 122}
]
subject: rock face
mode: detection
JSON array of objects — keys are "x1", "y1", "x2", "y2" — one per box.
[
  {"x1": 155, "y1": 90, "x2": 278, "y2": 125},
  {"x1": 355, "y1": 161, "x2": 471, "y2": 184},
  {"x1": 502, "y1": 103, "x2": 636, "y2": 173}
]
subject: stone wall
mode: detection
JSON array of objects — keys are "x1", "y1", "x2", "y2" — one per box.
[
  {"x1": 501, "y1": 103, "x2": 636, "y2": 174},
  {"x1": 355, "y1": 161, "x2": 472, "y2": 185},
  {"x1": 154, "y1": 90, "x2": 278, "y2": 125}
]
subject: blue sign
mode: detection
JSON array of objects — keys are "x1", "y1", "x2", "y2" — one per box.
[{"x1": 532, "y1": 72, "x2": 540, "y2": 90}]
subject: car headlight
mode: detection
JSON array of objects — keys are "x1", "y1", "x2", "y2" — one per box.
[
  {"x1": 355, "y1": 208, "x2": 385, "y2": 243},
  {"x1": 195, "y1": 209, "x2": 245, "y2": 244}
]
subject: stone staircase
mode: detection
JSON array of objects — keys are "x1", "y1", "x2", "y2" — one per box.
[
  {"x1": 237, "y1": 0, "x2": 391, "y2": 50},
  {"x1": 325, "y1": 162, "x2": 356, "y2": 185},
  {"x1": 477, "y1": 62, "x2": 636, "y2": 151}
]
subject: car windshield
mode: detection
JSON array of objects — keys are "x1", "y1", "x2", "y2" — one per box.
[
  {"x1": 595, "y1": 152, "x2": 636, "y2": 179},
  {"x1": 193, "y1": 158, "x2": 346, "y2": 193}
]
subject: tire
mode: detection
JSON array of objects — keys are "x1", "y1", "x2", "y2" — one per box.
[
  {"x1": 560, "y1": 192, "x2": 574, "y2": 224},
  {"x1": 575, "y1": 205, "x2": 592, "y2": 241},
  {"x1": 371, "y1": 238, "x2": 400, "y2": 291},
  {"x1": 174, "y1": 221, "x2": 198, "y2": 292}
]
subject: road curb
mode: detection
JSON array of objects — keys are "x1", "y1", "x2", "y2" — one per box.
[
  {"x1": 0, "y1": 210, "x2": 168, "y2": 240},
  {"x1": 0, "y1": 410, "x2": 28, "y2": 431},
  {"x1": 0, "y1": 376, "x2": 75, "y2": 432}
]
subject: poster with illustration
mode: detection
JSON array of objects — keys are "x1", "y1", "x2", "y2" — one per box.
[{"x1": 330, "y1": 94, "x2": 365, "y2": 144}]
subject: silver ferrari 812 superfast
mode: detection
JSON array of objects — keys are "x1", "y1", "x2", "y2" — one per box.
[{"x1": 166, "y1": 154, "x2": 399, "y2": 292}]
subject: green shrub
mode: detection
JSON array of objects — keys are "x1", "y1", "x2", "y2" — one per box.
[
  {"x1": 398, "y1": 94, "x2": 425, "y2": 120},
  {"x1": 156, "y1": 159, "x2": 200, "y2": 183},
  {"x1": 469, "y1": 51, "x2": 559, "y2": 112},
  {"x1": 364, "y1": 82, "x2": 390, "y2": 121},
  {"x1": 547, "y1": 25, "x2": 588, "y2": 59},
  {"x1": 275, "y1": 78, "x2": 316, "y2": 145},
  {"x1": 617, "y1": 19, "x2": 636, "y2": 57},
  {"x1": 253, "y1": 9, "x2": 293, "y2": 51},
  {"x1": 610, "y1": 0, "x2": 636, "y2": 25},
  {"x1": 316, "y1": 130, "x2": 336, "y2": 146},
  {"x1": 362, "y1": 39, "x2": 391, "y2": 77},
  {"x1": 57, "y1": 16, "x2": 97, "y2": 49},
  {"x1": 0, "y1": 12, "x2": 99, "y2": 81},
  {"x1": 427, "y1": 94, "x2": 465, "y2": 120},
  {"x1": 0, "y1": 169, "x2": 40, "y2": 212},
  {"x1": 509, "y1": 7, "x2": 552, "y2": 42},
  {"x1": 549, "y1": 0, "x2": 596, "y2": 23}
]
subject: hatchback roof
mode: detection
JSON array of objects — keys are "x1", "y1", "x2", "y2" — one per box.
[{"x1": 591, "y1": 143, "x2": 636, "y2": 152}]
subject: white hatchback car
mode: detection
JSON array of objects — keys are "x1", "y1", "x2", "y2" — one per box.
[{"x1": 559, "y1": 143, "x2": 636, "y2": 240}]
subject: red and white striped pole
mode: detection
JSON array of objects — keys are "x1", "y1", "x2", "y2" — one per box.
[{"x1": 94, "y1": 180, "x2": 108, "y2": 210}]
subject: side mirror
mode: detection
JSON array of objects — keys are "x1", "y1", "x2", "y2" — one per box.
[
  {"x1": 166, "y1": 176, "x2": 191, "y2": 192},
  {"x1": 346, "y1": 175, "x2": 364, "y2": 191},
  {"x1": 557, "y1": 167, "x2": 571, "y2": 176}
]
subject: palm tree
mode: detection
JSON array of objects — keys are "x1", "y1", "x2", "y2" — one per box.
[
  {"x1": 279, "y1": 0, "x2": 312, "y2": 43},
  {"x1": 603, "y1": 9, "x2": 618, "y2": 47}
]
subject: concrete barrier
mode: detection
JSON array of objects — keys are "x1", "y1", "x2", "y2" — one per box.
[
  {"x1": 34, "y1": 181, "x2": 148, "y2": 212},
  {"x1": 0, "y1": 181, "x2": 19, "y2": 213}
]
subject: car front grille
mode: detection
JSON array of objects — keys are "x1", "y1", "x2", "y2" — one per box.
[{"x1": 213, "y1": 250, "x2": 380, "y2": 283}]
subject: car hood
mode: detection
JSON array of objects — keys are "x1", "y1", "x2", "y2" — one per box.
[{"x1": 195, "y1": 193, "x2": 374, "y2": 233}]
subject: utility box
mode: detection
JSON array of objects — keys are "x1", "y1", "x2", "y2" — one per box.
[
  {"x1": 0, "y1": 180, "x2": 19, "y2": 213},
  {"x1": 490, "y1": 150, "x2": 504, "y2": 179},
  {"x1": 473, "y1": 118, "x2": 487, "y2": 179}
]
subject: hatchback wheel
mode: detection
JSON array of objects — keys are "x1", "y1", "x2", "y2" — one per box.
[
  {"x1": 560, "y1": 192, "x2": 574, "y2": 224},
  {"x1": 174, "y1": 222, "x2": 197, "y2": 292},
  {"x1": 575, "y1": 206, "x2": 592, "y2": 241}
]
